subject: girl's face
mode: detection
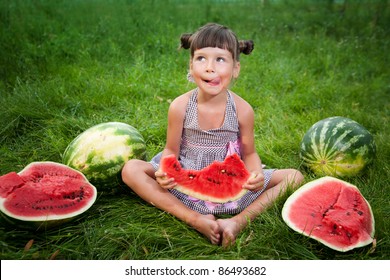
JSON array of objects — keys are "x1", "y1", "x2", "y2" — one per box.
[{"x1": 190, "y1": 47, "x2": 240, "y2": 97}]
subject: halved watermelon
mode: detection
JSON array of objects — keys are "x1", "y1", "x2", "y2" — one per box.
[
  {"x1": 0, "y1": 162, "x2": 97, "y2": 229},
  {"x1": 282, "y1": 176, "x2": 375, "y2": 252},
  {"x1": 160, "y1": 153, "x2": 250, "y2": 203}
]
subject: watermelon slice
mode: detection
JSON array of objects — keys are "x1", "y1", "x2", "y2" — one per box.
[
  {"x1": 282, "y1": 176, "x2": 375, "y2": 252},
  {"x1": 160, "y1": 153, "x2": 250, "y2": 203},
  {"x1": 0, "y1": 162, "x2": 97, "y2": 229}
]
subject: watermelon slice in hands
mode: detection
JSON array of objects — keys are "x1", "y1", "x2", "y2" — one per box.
[{"x1": 160, "y1": 153, "x2": 250, "y2": 203}]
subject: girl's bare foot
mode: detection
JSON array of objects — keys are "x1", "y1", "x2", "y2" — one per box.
[
  {"x1": 217, "y1": 218, "x2": 244, "y2": 247},
  {"x1": 190, "y1": 214, "x2": 221, "y2": 244}
]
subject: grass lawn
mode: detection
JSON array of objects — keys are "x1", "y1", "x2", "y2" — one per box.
[{"x1": 0, "y1": 0, "x2": 389, "y2": 260}]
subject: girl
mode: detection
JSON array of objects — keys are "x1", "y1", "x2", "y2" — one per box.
[{"x1": 122, "y1": 23, "x2": 304, "y2": 247}]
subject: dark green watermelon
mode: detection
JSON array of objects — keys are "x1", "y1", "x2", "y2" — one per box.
[{"x1": 300, "y1": 116, "x2": 376, "y2": 177}]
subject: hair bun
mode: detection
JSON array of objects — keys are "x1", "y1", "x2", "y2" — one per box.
[
  {"x1": 239, "y1": 40, "x2": 254, "y2": 55},
  {"x1": 180, "y1": 33, "x2": 192, "y2": 49}
]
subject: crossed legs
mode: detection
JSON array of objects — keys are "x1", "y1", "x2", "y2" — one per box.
[{"x1": 121, "y1": 159, "x2": 304, "y2": 246}]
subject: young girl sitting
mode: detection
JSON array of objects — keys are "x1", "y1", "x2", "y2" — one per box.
[{"x1": 122, "y1": 23, "x2": 304, "y2": 247}]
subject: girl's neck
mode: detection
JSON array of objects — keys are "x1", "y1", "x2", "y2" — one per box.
[
  {"x1": 196, "y1": 88, "x2": 228, "y2": 131},
  {"x1": 196, "y1": 88, "x2": 228, "y2": 105}
]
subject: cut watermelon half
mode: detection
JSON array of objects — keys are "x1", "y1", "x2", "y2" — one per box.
[
  {"x1": 160, "y1": 153, "x2": 250, "y2": 203},
  {"x1": 282, "y1": 176, "x2": 375, "y2": 252},
  {"x1": 0, "y1": 162, "x2": 97, "y2": 229}
]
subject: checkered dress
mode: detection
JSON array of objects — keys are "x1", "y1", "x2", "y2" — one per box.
[{"x1": 150, "y1": 89, "x2": 274, "y2": 215}]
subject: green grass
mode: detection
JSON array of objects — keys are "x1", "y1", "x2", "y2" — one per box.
[{"x1": 0, "y1": 0, "x2": 389, "y2": 260}]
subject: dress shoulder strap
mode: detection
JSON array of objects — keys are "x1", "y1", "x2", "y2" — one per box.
[{"x1": 183, "y1": 89, "x2": 198, "y2": 128}]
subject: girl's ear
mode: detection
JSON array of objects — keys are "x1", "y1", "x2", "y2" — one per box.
[
  {"x1": 233, "y1": 61, "x2": 241, "y2": 79},
  {"x1": 187, "y1": 59, "x2": 195, "y2": 82},
  {"x1": 189, "y1": 59, "x2": 194, "y2": 74}
]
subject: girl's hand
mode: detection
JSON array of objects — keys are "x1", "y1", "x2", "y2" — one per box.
[
  {"x1": 242, "y1": 171, "x2": 265, "y2": 192},
  {"x1": 155, "y1": 170, "x2": 177, "y2": 189}
]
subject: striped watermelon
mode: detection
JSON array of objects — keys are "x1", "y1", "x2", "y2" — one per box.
[
  {"x1": 63, "y1": 122, "x2": 146, "y2": 189},
  {"x1": 300, "y1": 117, "x2": 376, "y2": 177}
]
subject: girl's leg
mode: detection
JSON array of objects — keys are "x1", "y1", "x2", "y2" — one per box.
[
  {"x1": 121, "y1": 159, "x2": 221, "y2": 244},
  {"x1": 217, "y1": 169, "x2": 304, "y2": 247}
]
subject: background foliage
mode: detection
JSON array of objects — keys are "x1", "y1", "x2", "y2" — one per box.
[{"x1": 0, "y1": 0, "x2": 389, "y2": 260}]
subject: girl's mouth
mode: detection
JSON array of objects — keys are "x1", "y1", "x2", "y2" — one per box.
[{"x1": 204, "y1": 77, "x2": 220, "y2": 86}]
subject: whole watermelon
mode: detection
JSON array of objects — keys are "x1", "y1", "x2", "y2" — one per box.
[
  {"x1": 63, "y1": 122, "x2": 146, "y2": 189},
  {"x1": 300, "y1": 116, "x2": 376, "y2": 177}
]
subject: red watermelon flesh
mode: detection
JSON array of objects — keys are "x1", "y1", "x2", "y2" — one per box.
[
  {"x1": 0, "y1": 172, "x2": 25, "y2": 198},
  {"x1": 160, "y1": 153, "x2": 250, "y2": 203},
  {"x1": 0, "y1": 162, "x2": 97, "y2": 227},
  {"x1": 282, "y1": 176, "x2": 375, "y2": 252}
]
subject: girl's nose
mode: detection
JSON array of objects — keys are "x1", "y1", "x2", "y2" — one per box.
[{"x1": 205, "y1": 61, "x2": 215, "y2": 72}]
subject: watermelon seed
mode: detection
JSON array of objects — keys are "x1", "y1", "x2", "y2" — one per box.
[
  {"x1": 173, "y1": 163, "x2": 180, "y2": 171},
  {"x1": 207, "y1": 178, "x2": 221, "y2": 185},
  {"x1": 352, "y1": 208, "x2": 363, "y2": 215}
]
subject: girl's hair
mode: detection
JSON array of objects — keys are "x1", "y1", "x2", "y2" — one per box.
[{"x1": 179, "y1": 23, "x2": 254, "y2": 61}]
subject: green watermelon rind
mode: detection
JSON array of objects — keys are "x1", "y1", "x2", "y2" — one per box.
[
  {"x1": 0, "y1": 210, "x2": 75, "y2": 230},
  {"x1": 174, "y1": 184, "x2": 248, "y2": 204},
  {"x1": 62, "y1": 122, "x2": 147, "y2": 188},
  {"x1": 0, "y1": 162, "x2": 97, "y2": 229},
  {"x1": 300, "y1": 116, "x2": 376, "y2": 177},
  {"x1": 282, "y1": 176, "x2": 375, "y2": 252}
]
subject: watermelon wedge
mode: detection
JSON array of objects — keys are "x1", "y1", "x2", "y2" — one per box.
[
  {"x1": 282, "y1": 176, "x2": 375, "y2": 252},
  {"x1": 160, "y1": 153, "x2": 250, "y2": 203},
  {"x1": 0, "y1": 162, "x2": 97, "y2": 229}
]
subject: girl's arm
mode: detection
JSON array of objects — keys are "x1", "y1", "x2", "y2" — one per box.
[
  {"x1": 155, "y1": 92, "x2": 191, "y2": 188},
  {"x1": 234, "y1": 94, "x2": 265, "y2": 192},
  {"x1": 161, "y1": 96, "x2": 187, "y2": 158}
]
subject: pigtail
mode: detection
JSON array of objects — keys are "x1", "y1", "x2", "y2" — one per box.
[
  {"x1": 179, "y1": 33, "x2": 192, "y2": 49},
  {"x1": 239, "y1": 40, "x2": 254, "y2": 55}
]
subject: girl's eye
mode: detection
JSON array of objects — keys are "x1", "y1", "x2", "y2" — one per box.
[
  {"x1": 216, "y1": 57, "x2": 225, "y2": 62},
  {"x1": 195, "y1": 56, "x2": 205, "y2": 61}
]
